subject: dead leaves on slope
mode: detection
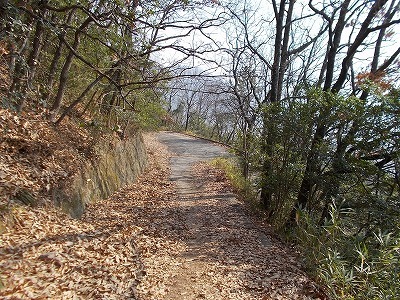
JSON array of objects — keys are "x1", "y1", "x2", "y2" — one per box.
[
  {"x1": 0, "y1": 132, "x2": 327, "y2": 299},
  {"x1": 0, "y1": 108, "x2": 93, "y2": 209},
  {"x1": 0, "y1": 133, "x2": 171, "y2": 299}
]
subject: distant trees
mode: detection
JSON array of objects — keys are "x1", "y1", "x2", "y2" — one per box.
[{"x1": 167, "y1": 71, "x2": 236, "y2": 141}]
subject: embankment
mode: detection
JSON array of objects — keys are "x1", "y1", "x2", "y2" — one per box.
[{"x1": 53, "y1": 133, "x2": 147, "y2": 217}]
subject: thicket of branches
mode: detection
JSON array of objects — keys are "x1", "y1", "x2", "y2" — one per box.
[
  {"x1": 0, "y1": 0, "x2": 222, "y2": 131},
  {"x1": 169, "y1": 0, "x2": 400, "y2": 298},
  {"x1": 1, "y1": 0, "x2": 399, "y2": 298}
]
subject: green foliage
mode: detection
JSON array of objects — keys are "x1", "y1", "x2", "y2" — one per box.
[
  {"x1": 135, "y1": 96, "x2": 168, "y2": 130},
  {"x1": 264, "y1": 84, "x2": 399, "y2": 298},
  {"x1": 293, "y1": 204, "x2": 400, "y2": 299},
  {"x1": 258, "y1": 96, "x2": 321, "y2": 227},
  {"x1": 232, "y1": 131, "x2": 262, "y2": 167},
  {"x1": 0, "y1": 0, "x2": 186, "y2": 135},
  {"x1": 210, "y1": 157, "x2": 255, "y2": 200},
  {"x1": 259, "y1": 84, "x2": 399, "y2": 229},
  {"x1": 188, "y1": 113, "x2": 214, "y2": 137}
]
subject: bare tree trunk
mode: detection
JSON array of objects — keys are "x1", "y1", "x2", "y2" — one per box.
[
  {"x1": 79, "y1": 90, "x2": 98, "y2": 117},
  {"x1": 44, "y1": 10, "x2": 74, "y2": 105},
  {"x1": 8, "y1": 33, "x2": 30, "y2": 96},
  {"x1": 318, "y1": 2, "x2": 400, "y2": 224},
  {"x1": 289, "y1": 0, "x2": 392, "y2": 226},
  {"x1": 184, "y1": 108, "x2": 190, "y2": 131},
  {"x1": 50, "y1": 16, "x2": 93, "y2": 121},
  {"x1": 260, "y1": 0, "x2": 295, "y2": 213},
  {"x1": 0, "y1": 0, "x2": 8, "y2": 29},
  {"x1": 100, "y1": 68, "x2": 122, "y2": 118},
  {"x1": 55, "y1": 73, "x2": 106, "y2": 125},
  {"x1": 17, "y1": 5, "x2": 46, "y2": 111}
]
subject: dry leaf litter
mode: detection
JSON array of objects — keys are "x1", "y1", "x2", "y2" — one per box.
[
  {"x1": 134, "y1": 133, "x2": 327, "y2": 300},
  {"x1": 0, "y1": 108, "x2": 93, "y2": 208},
  {"x1": 0, "y1": 134, "x2": 167, "y2": 299},
  {"x1": 1, "y1": 131, "x2": 327, "y2": 299}
]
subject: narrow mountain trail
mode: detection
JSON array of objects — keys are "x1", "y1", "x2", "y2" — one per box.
[
  {"x1": 137, "y1": 132, "x2": 325, "y2": 300},
  {"x1": 0, "y1": 132, "x2": 326, "y2": 299}
]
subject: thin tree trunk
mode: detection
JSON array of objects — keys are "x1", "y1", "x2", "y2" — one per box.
[
  {"x1": 260, "y1": 0, "x2": 294, "y2": 213},
  {"x1": 184, "y1": 109, "x2": 190, "y2": 131},
  {"x1": 50, "y1": 16, "x2": 92, "y2": 120},
  {"x1": 8, "y1": 33, "x2": 30, "y2": 95},
  {"x1": 79, "y1": 90, "x2": 98, "y2": 117},
  {"x1": 17, "y1": 7, "x2": 46, "y2": 111},
  {"x1": 317, "y1": 3, "x2": 399, "y2": 224},
  {"x1": 44, "y1": 10, "x2": 74, "y2": 105},
  {"x1": 8, "y1": 6, "x2": 33, "y2": 94},
  {"x1": 55, "y1": 74, "x2": 105, "y2": 125},
  {"x1": 290, "y1": 0, "x2": 357, "y2": 223},
  {"x1": 0, "y1": 0, "x2": 8, "y2": 30},
  {"x1": 288, "y1": 0, "x2": 392, "y2": 227}
]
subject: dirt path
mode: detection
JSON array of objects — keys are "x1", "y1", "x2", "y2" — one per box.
[
  {"x1": 137, "y1": 132, "x2": 324, "y2": 300},
  {"x1": 0, "y1": 132, "x2": 325, "y2": 299},
  {"x1": 157, "y1": 132, "x2": 237, "y2": 299}
]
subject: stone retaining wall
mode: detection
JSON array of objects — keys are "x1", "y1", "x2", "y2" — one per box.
[{"x1": 53, "y1": 133, "x2": 147, "y2": 218}]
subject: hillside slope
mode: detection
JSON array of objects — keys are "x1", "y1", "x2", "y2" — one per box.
[{"x1": 0, "y1": 108, "x2": 94, "y2": 212}]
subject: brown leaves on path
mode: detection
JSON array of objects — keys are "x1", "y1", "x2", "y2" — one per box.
[
  {"x1": 0, "y1": 133, "x2": 174, "y2": 299},
  {"x1": 136, "y1": 133, "x2": 327, "y2": 300},
  {"x1": 0, "y1": 132, "x2": 327, "y2": 299}
]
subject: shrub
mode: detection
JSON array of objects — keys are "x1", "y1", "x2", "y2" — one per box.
[
  {"x1": 293, "y1": 203, "x2": 400, "y2": 299},
  {"x1": 209, "y1": 157, "x2": 256, "y2": 202}
]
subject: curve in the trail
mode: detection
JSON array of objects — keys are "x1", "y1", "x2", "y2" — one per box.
[
  {"x1": 157, "y1": 132, "x2": 231, "y2": 196},
  {"x1": 152, "y1": 131, "x2": 321, "y2": 300}
]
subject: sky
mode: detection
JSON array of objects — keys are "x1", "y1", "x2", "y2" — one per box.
[{"x1": 149, "y1": 0, "x2": 400, "y2": 87}]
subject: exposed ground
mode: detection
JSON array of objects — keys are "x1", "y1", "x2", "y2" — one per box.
[
  {"x1": 0, "y1": 131, "x2": 326, "y2": 299},
  {"x1": 138, "y1": 132, "x2": 326, "y2": 300}
]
